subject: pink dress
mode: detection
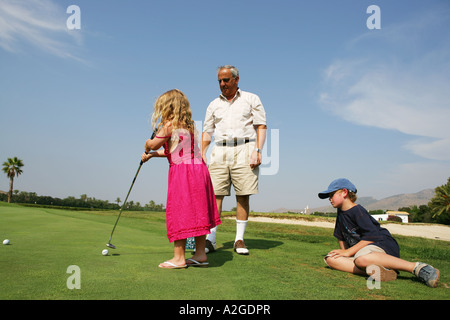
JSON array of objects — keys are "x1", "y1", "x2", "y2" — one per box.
[{"x1": 163, "y1": 131, "x2": 221, "y2": 242}]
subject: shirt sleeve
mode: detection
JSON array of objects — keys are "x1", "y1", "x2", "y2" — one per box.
[
  {"x1": 249, "y1": 94, "x2": 266, "y2": 126},
  {"x1": 333, "y1": 223, "x2": 344, "y2": 241},
  {"x1": 203, "y1": 102, "x2": 215, "y2": 133}
]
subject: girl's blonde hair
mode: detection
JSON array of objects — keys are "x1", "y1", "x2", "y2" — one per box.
[{"x1": 151, "y1": 89, "x2": 196, "y2": 134}]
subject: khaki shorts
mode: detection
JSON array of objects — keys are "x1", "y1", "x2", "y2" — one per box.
[
  {"x1": 353, "y1": 245, "x2": 386, "y2": 259},
  {"x1": 324, "y1": 245, "x2": 386, "y2": 265},
  {"x1": 208, "y1": 142, "x2": 259, "y2": 196}
]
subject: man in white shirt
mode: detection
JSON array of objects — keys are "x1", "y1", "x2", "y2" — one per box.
[{"x1": 202, "y1": 65, "x2": 267, "y2": 255}]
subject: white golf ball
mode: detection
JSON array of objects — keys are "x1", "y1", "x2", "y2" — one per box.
[
  {"x1": 102, "y1": 249, "x2": 109, "y2": 256},
  {"x1": 3, "y1": 239, "x2": 10, "y2": 245}
]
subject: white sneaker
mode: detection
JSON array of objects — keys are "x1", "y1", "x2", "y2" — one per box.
[{"x1": 205, "y1": 239, "x2": 216, "y2": 254}]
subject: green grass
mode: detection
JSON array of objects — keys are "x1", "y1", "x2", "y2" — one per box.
[{"x1": 0, "y1": 202, "x2": 449, "y2": 300}]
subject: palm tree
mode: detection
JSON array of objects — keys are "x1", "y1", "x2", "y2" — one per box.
[
  {"x1": 2, "y1": 157, "x2": 24, "y2": 203},
  {"x1": 428, "y1": 177, "x2": 450, "y2": 218}
]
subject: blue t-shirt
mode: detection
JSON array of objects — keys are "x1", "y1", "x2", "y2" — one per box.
[{"x1": 333, "y1": 204, "x2": 400, "y2": 258}]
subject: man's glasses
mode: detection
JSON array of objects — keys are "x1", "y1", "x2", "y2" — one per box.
[{"x1": 218, "y1": 78, "x2": 231, "y2": 83}]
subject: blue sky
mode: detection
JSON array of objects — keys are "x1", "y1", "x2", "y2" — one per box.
[{"x1": 1, "y1": 0, "x2": 449, "y2": 212}]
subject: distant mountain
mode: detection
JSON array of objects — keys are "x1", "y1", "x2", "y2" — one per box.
[
  {"x1": 273, "y1": 189, "x2": 435, "y2": 213},
  {"x1": 364, "y1": 189, "x2": 435, "y2": 211}
]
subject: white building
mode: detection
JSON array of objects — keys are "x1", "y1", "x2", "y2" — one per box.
[{"x1": 371, "y1": 211, "x2": 409, "y2": 223}]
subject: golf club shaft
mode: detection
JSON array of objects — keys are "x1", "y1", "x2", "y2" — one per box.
[
  {"x1": 107, "y1": 131, "x2": 155, "y2": 246},
  {"x1": 108, "y1": 160, "x2": 143, "y2": 244}
]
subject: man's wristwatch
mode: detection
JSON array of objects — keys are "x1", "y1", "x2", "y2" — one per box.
[{"x1": 255, "y1": 148, "x2": 262, "y2": 154}]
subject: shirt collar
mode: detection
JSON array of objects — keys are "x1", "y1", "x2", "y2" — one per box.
[{"x1": 220, "y1": 88, "x2": 241, "y2": 101}]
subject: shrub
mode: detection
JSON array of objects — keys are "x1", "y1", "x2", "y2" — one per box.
[{"x1": 387, "y1": 215, "x2": 403, "y2": 223}]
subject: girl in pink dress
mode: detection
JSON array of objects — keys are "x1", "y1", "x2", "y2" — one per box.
[{"x1": 141, "y1": 89, "x2": 221, "y2": 269}]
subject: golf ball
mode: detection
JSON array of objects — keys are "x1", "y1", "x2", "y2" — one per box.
[
  {"x1": 102, "y1": 249, "x2": 109, "y2": 256},
  {"x1": 3, "y1": 239, "x2": 10, "y2": 245}
]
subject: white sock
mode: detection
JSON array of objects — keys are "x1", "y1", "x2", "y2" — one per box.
[
  {"x1": 235, "y1": 220, "x2": 248, "y2": 243},
  {"x1": 206, "y1": 226, "x2": 217, "y2": 244}
]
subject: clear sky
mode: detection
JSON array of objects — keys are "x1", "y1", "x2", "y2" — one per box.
[{"x1": 1, "y1": 0, "x2": 449, "y2": 212}]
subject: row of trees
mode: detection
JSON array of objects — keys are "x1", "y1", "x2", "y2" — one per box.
[
  {"x1": 398, "y1": 205, "x2": 436, "y2": 223},
  {"x1": 0, "y1": 190, "x2": 165, "y2": 211},
  {"x1": 1, "y1": 156, "x2": 164, "y2": 211}
]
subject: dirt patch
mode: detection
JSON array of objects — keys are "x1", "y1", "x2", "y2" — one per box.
[{"x1": 245, "y1": 216, "x2": 450, "y2": 242}]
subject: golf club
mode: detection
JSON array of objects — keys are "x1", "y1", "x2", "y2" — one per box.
[
  {"x1": 106, "y1": 132, "x2": 156, "y2": 249},
  {"x1": 106, "y1": 160, "x2": 143, "y2": 249}
]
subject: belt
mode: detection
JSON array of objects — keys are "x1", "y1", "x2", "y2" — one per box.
[{"x1": 216, "y1": 138, "x2": 255, "y2": 146}]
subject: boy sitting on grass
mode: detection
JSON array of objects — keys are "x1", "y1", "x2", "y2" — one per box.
[{"x1": 319, "y1": 178, "x2": 440, "y2": 288}]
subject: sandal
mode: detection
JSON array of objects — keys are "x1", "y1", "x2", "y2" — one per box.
[
  {"x1": 158, "y1": 261, "x2": 188, "y2": 269},
  {"x1": 186, "y1": 258, "x2": 209, "y2": 268}
]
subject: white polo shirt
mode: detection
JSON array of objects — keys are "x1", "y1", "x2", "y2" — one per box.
[{"x1": 203, "y1": 89, "x2": 266, "y2": 142}]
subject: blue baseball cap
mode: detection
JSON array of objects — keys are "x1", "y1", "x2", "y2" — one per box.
[{"x1": 318, "y1": 178, "x2": 357, "y2": 199}]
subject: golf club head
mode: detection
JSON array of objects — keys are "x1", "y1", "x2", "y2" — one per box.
[
  {"x1": 105, "y1": 157, "x2": 144, "y2": 251},
  {"x1": 106, "y1": 243, "x2": 116, "y2": 249}
]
